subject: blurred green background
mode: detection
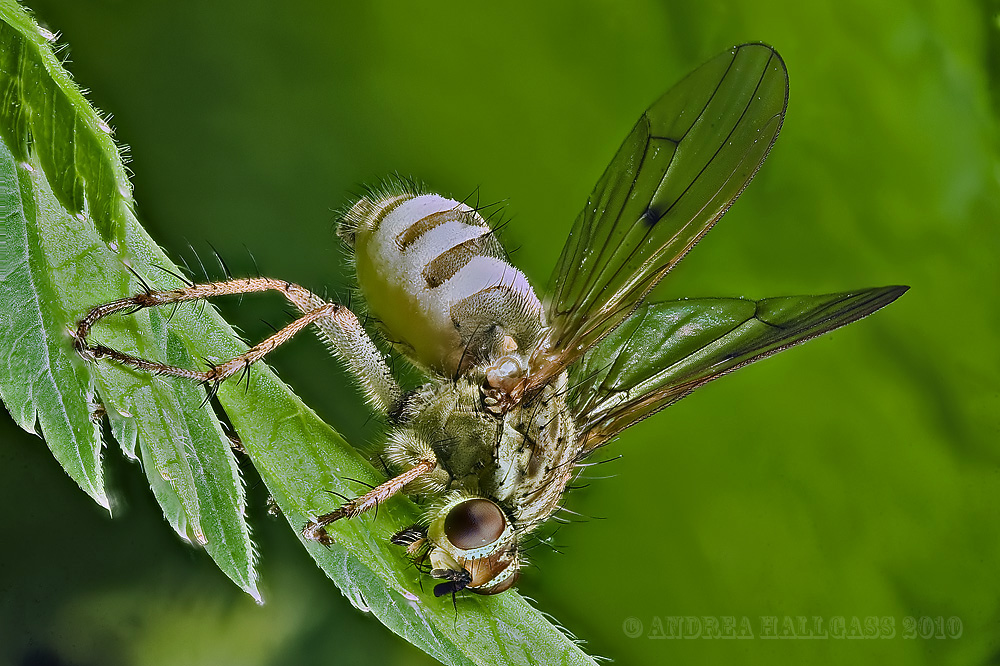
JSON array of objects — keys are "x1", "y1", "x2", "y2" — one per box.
[{"x1": 2, "y1": 1, "x2": 998, "y2": 664}]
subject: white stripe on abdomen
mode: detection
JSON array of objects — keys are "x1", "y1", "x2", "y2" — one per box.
[{"x1": 351, "y1": 193, "x2": 541, "y2": 377}]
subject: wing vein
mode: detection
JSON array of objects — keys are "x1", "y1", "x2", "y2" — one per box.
[
  {"x1": 586, "y1": 51, "x2": 774, "y2": 316},
  {"x1": 560, "y1": 52, "x2": 743, "y2": 319}
]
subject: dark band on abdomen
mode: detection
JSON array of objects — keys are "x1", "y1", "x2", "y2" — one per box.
[
  {"x1": 396, "y1": 208, "x2": 468, "y2": 251},
  {"x1": 422, "y1": 233, "x2": 506, "y2": 288}
]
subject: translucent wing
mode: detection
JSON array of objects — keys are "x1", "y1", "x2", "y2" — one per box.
[
  {"x1": 530, "y1": 44, "x2": 788, "y2": 390},
  {"x1": 569, "y1": 286, "x2": 908, "y2": 451}
]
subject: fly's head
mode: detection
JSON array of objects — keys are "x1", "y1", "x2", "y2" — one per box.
[{"x1": 396, "y1": 496, "x2": 520, "y2": 597}]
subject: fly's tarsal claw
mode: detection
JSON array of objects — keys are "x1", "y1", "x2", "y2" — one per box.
[
  {"x1": 301, "y1": 521, "x2": 335, "y2": 546},
  {"x1": 302, "y1": 502, "x2": 360, "y2": 545}
]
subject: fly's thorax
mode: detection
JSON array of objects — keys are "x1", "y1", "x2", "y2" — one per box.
[
  {"x1": 339, "y1": 186, "x2": 544, "y2": 378},
  {"x1": 399, "y1": 378, "x2": 503, "y2": 493},
  {"x1": 396, "y1": 372, "x2": 579, "y2": 529},
  {"x1": 380, "y1": 372, "x2": 576, "y2": 594}
]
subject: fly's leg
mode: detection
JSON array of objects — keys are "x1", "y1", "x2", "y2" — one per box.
[
  {"x1": 277, "y1": 283, "x2": 402, "y2": 415},
  {"x1": 75, "y1": 276, "x2": 428, "y2": 543},
  {"x1": 73, "y1": 277, "x2": 402, "y2": 414},
  {"x1": 302, "y1": 457, "x2": 437, "y2": 546},
  {"x1": 303, "y1": 429, "x2": 446, "y2": 545}
]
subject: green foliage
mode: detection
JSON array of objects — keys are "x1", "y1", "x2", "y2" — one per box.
[
  {"x1": 0, "y1": 5, "x2": 257, "y2": 595},
  {"x1": 0, "y1": 5, "x2": 131, "y2": 242},
  {"x1": 0, "y1": 136, "x2": 105, "y2": 506}
]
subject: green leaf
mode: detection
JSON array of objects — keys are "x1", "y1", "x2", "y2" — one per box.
[
  {"x1": 0, "y1": 2, "x2": 597, "y2": 663},
  {"x1": 0, "y1": 130, "x2": 260, "y2": 599},
  {"x1": 0, "y1": 132, "x2": 106, "y2": 508},
  {"x1": 0, "y1": 3, "x2": 132, "y2": 242}
]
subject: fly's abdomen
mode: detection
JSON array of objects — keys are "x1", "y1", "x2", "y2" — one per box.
[{"x1": 341, "y1": 188, "x2": 543, "y2": 377}]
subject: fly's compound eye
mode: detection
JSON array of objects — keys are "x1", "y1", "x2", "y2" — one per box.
[{"x1": 444, "y1": 498, "x2": 507, "y2": 551}]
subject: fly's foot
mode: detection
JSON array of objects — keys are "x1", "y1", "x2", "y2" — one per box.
[
  {"x1": 301, "y1": 501, "x2": 359, "y2": 545},
  {"x1": 302, "y1": 520, "x2": 335, "y2": 546}
]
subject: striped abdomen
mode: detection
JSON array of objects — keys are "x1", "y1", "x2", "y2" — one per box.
[{"x1": 340, "y1": 188, "x2": 543, "y2": 378}]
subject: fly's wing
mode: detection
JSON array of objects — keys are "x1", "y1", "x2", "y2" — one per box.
[
  {"x1": 570, "y1": 286, "x2": 907, "y2": 451},
  {"x1": 530, "y1": 44, "x2": 788, "y2": 391}
]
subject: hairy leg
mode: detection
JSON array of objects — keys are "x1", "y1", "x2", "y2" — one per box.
[
  {"x1": 301, "y1": 457, "x2": 437, "y2": 545},
  {"x1": 74, "y1": 276, "x2": 401, "y2": 414}
]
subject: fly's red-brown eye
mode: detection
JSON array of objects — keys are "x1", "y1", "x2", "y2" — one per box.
[{"x1": 443, "y1": 498, "x2": 506, "y2": 550}]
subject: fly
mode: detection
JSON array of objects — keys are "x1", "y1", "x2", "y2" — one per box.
[{"x1": 74, "y1": 43, "x2": 907, "y2": 597}]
